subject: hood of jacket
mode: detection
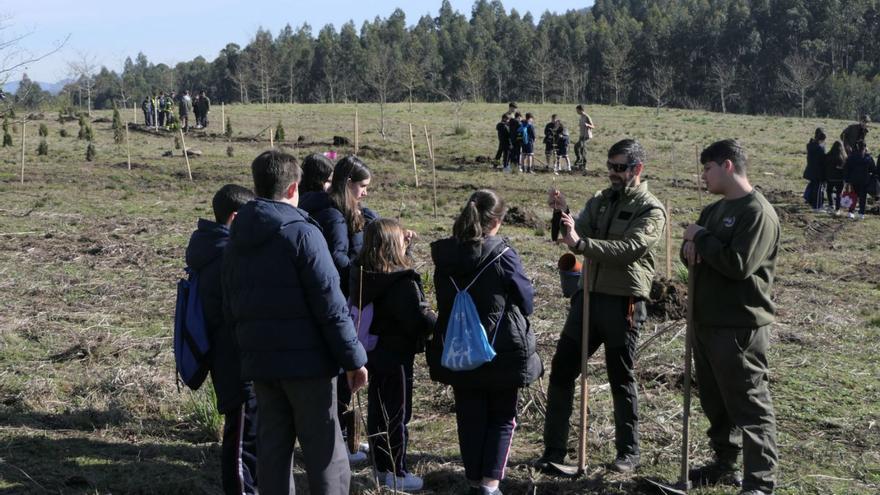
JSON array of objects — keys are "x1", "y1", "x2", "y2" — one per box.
[
  {"x1": 349, "y1": 262, "x2": 419, "y2": 306},
  {"x1": 298, "y1": 190, "x2": 335, "y2": 215},
  {"x1": 185, "y1": 219, "x2": 229, "y2": 270},
  {"x1": 430, "y1": 235, "x2": 506, "y2": 278},
  {"x1": 230, "y1": 198, "x2": 312, "y2": 250}
]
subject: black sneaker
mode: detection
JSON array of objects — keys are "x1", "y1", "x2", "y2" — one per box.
[
  {"x1": 610, "y1": 454, "x2": 640, "y2": 473},
  {"x1": 689, "y1": 460, "x2": 743, "y2": 487}
]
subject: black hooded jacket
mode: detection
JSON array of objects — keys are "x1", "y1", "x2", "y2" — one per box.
[
  {"x1": 427, "y1": 235, "x2": 542, "y2": 389},
  {"x1": 185, "y1": 219, "x2": 246, "y2": 413},
  {"x1": 349, "y1": 263, "x2": 436, "y2": 360}
]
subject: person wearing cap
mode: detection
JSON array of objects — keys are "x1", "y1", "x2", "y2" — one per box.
[
  {"x1": 840, "y1": 114, "x2": 870, "y2": 155},
  {"x1": 536, "y1": 138, "x2": 667, "y2": 474}
]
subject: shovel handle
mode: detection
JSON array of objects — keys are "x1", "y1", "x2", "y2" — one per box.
[
  {"x1": 577, "y1": 260, "x2": 590, "y2": 473},
  {"x1": 679, "y1": 264, "x2": 696, "y2": 490}
]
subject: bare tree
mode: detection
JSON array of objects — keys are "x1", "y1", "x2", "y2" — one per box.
[
  {"x1": 708, "y1": 59, "x2": 738, "y2": 114},
  {"x1": 1, "y1": 14, "x2": 68, "y2": 85},
  {"x1": 529, "y1": 34, "x2": 552, "y2": 104},
  {"x1": 68, "y1": 52, "x2": 99, "y2": 117},
  {"x1": 460, "y1": 53, "x2": 486, "y2": 103},
  {"x1": 361, "y1": 42, "x2": 397, "y2": 140},
  {"x1": 642, "y1": 63, "x2": 675, "y2": 115},
  {"x1": 780, "y1": 53, "x2": 821, "y2": 118},
  {"x1": 397, "y1": 58, "x2": 423, "y2": 111},
  {"x1": 603, "y1": 41, "x2": 631, "y2": 105}
]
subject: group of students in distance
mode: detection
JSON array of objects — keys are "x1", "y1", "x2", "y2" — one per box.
[
  {"x1": 186, "y1": 135, "x2": 781, "y2": 495},
  {"x1": 494, "y1": 102, "x2": 595, "y2": 175},
  {"x1": 803, "y1": 114, "x2": 877, "y2": 219}
]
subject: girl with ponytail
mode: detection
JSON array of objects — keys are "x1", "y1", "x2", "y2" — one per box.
[{"x1": 428, "y1": 189, "x2": 542, "y2": 495}]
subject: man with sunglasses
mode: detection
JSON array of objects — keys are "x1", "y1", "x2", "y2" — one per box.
[{"x1": 537, "y1": 138, "x2": 667, "y2": 474}]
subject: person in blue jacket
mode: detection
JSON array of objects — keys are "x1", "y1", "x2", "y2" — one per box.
[
  {"x1": 222, "y1": 150, "x2": 368, "y2": 495},
  {"x1": 843, "y1": 140, "x2": 877, "y2": 219},
  {"x1": 803, "y1": 127, "x2": 826, "y2": 211},
  {"x1": 427, "y1": 189, "x2": 543, "y2": 495},
  {"x1": 299, "y1": 154, "x2": 379, "y2": 462},
  {"x1": 185, "y1": 184, "x2": 257, "y2": 495}
]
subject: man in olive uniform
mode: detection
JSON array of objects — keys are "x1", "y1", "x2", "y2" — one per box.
[
  {"x1": 573, "y1": 104, "x2": 595, "y2": 172},
  {"x1": 681, "y1": 140, "x2": 779, "y2": 495},
  {"x1": 537, "y1": 138, "x2": 667, "y2": 473}
]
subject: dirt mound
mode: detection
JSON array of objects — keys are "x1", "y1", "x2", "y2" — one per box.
[
  {"x1": 357, "y1": 144, "x2": 401, "y2": 160},
  {"x1": 92, "y1": 117, "x2": 111, "y2": 123},
  {"x1": 504, "y1": 206, "x2": 543, "y2": 230},
  {"x1": 648, "y1": 276, "x2": 686, "y2": 320},
  {"x1": 333, "y1": 135, "x2": 351, "y2": 146},
  {"x1": 761, "y1": 187, "x2": 800, "y2": 205}
]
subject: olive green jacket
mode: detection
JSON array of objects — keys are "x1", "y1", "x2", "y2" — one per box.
[{"x1": 570, "y1": 181, "x2": 666, "y2": 299}]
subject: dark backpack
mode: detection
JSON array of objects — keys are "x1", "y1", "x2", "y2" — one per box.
[
  {"x1": 173, "y1": 267, "x2": 211, "y2": 390},
  {"x1": 517, "y1": 123, "x2": 530, "y2": 145}
]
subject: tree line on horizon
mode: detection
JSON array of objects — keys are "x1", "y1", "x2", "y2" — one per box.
[{"x1": 7, "y1": 0, "x2": 880, "y2": 120}]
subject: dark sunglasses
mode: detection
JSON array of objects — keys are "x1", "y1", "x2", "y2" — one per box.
[{"x1": 606, "y1": 160, "x2": 637, "y2": 172}]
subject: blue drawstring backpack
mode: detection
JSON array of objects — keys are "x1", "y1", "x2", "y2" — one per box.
[
  {"x1": 348, "y1": 266, "x2": 378, "y2": 352},
  {"x1": 173, "y1": 267, "x2": 211, "y2": 390},
  {"x1": 441, "y1": 248, "x2": 509, "y2": 371}
]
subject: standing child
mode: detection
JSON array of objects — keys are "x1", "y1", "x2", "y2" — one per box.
[
  {"x1": 519, "y1": 113, "x2": 537, "y2": 174},
  {"x1": 495, "y1": 114, "x2": 511, "y2": 170},
  {"x1": 544, "y1": 114, "x2": 559, "y2": 171},
  {"x1": 554, "y1": 124, "x2": 571, "y2": 174},
  {"x1": 185, "y1": 184, "x2": 259, "y2": 495},
  {"x1": 350, "y1": 219, "x2": 436, "y2": 491},
  {"x1": 824, "y1": 141, "x2": 846, "y2": 214},
  {"x1": 803, "y1": 127, "x2": 826, "y2": 212},
  {"x1": 506, "y1": 112, "x2": 523, "y2": 173},
  {"x1": 427, "y1": 190, "x2": 543, "y2": 495},
  {"x1": 843, "y1": 140, "x2": 877, "y2": 219}
]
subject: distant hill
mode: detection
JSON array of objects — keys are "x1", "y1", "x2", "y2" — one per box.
[{"x1": 2, "y1": 79, "x2": 71, "y2": 96}]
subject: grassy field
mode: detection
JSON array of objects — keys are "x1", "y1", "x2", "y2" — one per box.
[{"x1": 0, "y1": 102, "x2": 878, "y2": 494}]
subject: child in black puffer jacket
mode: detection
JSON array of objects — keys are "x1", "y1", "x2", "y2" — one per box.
[{"x1": 350, "y1": 218, "x2": 436, "y2": 491}]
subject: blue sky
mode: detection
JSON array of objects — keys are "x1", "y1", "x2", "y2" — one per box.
[{"x1": 4, "y1": 0, "x2": 591, "y2": 83}]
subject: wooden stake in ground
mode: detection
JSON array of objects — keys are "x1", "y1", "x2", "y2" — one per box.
[
  {"x1": 429, "y1": 132, "x2": 438, "y2": 218},
  {"x1": 666, "y1": 199, "x2": 673, "y2": 278},
  {"x1": 19, "y1": 121, "x2": 26, "y2": 184},
  {"x1": 269, "y1": 128, "x2": 274, "y2": 148},
  {"x1": 221, "y1": 102, "x2": 225, "y2": 131},
  {"x1": 696, "y1": 146, "x2": 703, "y2": 207},
  {"x1": 178, "y1": 127, "x2": 193, "y2": 182},
  {"x1": 154, "y1": 103, "x2": 159, "y2": 132},
  {"x1": 354, "y1": 106, "x2": 359, "y2": 155},
  {"x1": 125, "y1": 123, "x2": 132, "y2": 171},
  {"x1": 671, "y1": 146, "x2": 677, "y2": 185},
  {"x1": 577, "y1": 261, "x2": 591, "y2": 474},
  {"x1": 409, "y1": 123, "x2": 419, "y2": 188},
  {"x1": 132, "y1": 102, "x2": 137, "y2": 125},
  {"x1": 678, "y1": 264, "x2": 696, "y2": 492},
  {"x1": 423, "y1": 125, "x2": 434, "y2": 162}
]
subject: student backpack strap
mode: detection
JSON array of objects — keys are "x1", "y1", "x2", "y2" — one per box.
[{"x1": 449, "y1": 247, "x2": 510, "y2": 293}]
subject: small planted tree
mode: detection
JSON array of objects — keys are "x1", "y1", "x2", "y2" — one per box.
[
  {"x1": 85, "y1": 142, "x2": 96, "y2": 161},
  {"x1": 38, "y1": 123, "x2": 49, "y2": 137},
  {"x1": 2, "y1": 117, "x2": 11, "y2": 147},
  {"x1": 224, "y1": 117, "x2": 232, "y2": 139},
  {"x1": 59, "y1": 128, "x2": 69, "y2": 137},
  {"x1": 83, "y1": 124, "x2": 94, "y2": 142},
  {"x1": 112, "y1": 104, "x2": 123, "y2": 144},
  {"x1": 37, "y1": 140, "x2": 48, "y2": 155},
  {"x1": 77, "y1": 114, "x2": 87, "y2": 140},
  {"x1": 274, "y1": 121, "x2": 285, "y2": 142}
]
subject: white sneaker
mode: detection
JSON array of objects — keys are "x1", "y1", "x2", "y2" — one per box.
[
  {"x1": 359, "y1": 442, "x2": 370, "y2": 453},
  {"x1": 348, "y1": 450, "x2": 368, "y2": 463},
  {"x1": 383, "y1": 471, "x2": 424, "y2": 491},
  {"x1": 858, "y1": 214, "x2": 865, "y2": 220},
  {"x1": 848, "y1": 212, "x2": 856, "y2": 219},
  {"x1": 502, "y1": 166, "x2": 511, "y2": 174}
]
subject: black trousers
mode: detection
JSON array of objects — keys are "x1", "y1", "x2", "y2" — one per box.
[
  {"x1": 851, "y1": 184, "x2": 868, "y2": 214},
  {"x1": 367, "y1": 355, "x2": 414, "y2": 476},
  {"x1": 253, "y1": 376, "x2": 350, "y2": 495},
  {"x1": 826, "y1": 181, "x2": 843, "y2": 209},
  {"x1": 453, "y1": 386, "x2": 519, "y2": 481},
  {"x1": 494, "y1": 141, "x2": 509, "y2": 167},
  {"x1": 221, "y1": 387, "x2": 259, "y2": 495},
  {"x1": 543, "y1": 291, "x2": 642, "y2": 460}
]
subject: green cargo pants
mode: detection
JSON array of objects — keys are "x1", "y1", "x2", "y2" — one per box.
[{"x1": 693, "y1": 325, "x2": 778, "y2": 493}]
